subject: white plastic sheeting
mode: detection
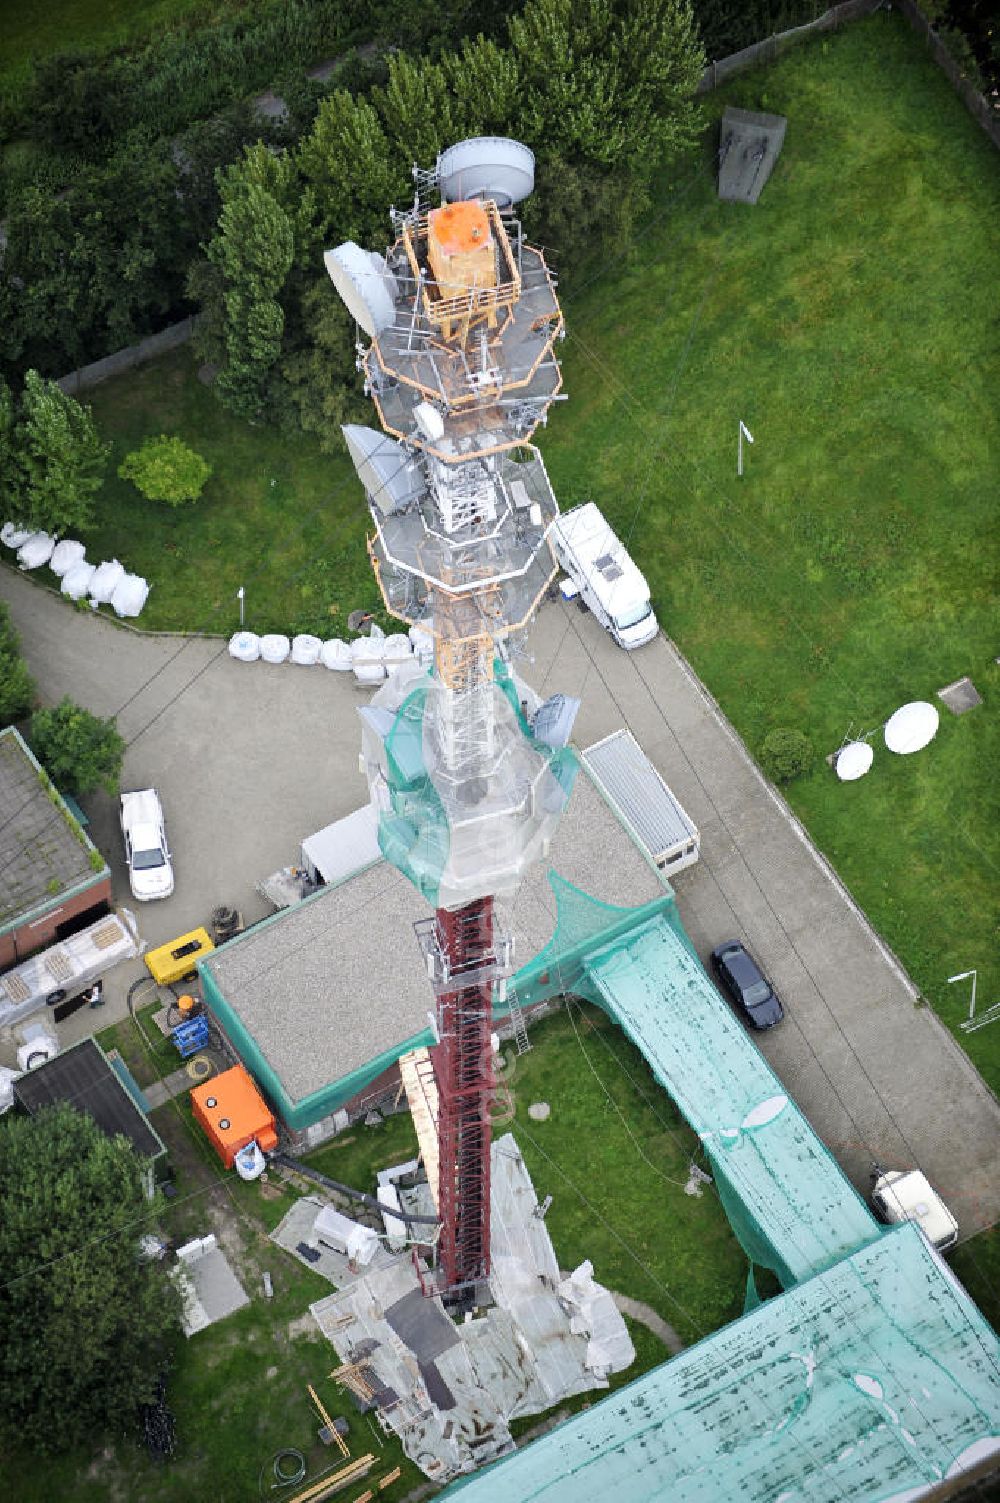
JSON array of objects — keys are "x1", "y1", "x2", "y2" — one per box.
[
  {"x1": 290, "y1": 633, "x2": 322, "y2": 666},
  {"x1": 110, "y1": 572, "x2": 149, "y2": 618},
  {"x1": 228, "y1": 630, "x2": 260, "y2": 662},
  {"x1": 61, "y1": 561, "x2": 96, "y2": 600},
  {"x1": 1, "y1": 523, "x2": 33, "y2": 549},
  {"x1": 49, "y1": 539, "x2": 86, "y2": 575},
  {"x1": 89, "y1": 559, "x2": 126, "y2": 604},
  {"x1": 320, "y1": 638, "x2": 353, "y2": 671},
  {"x1": 260, "y1": 633, "x2": 290, "y2": 664},
  {"x1": 312, "y1": 1204, "x2": 380, "y2": 1265},
  {"x1": 17, "y1": 532, "x2": 55, "y2": 569},
  {"x1": 382, "y1": 632, "x2": 413, "y2": 672}
]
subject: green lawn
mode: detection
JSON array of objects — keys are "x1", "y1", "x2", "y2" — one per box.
[
  {"x1": 539, "y1": 12, "x2": 1000, "y2": 1090},
  {"x1": 83, "y1": 347, "x2": 387, "y2": 639},
  {"x1": 0, "y1": 0, "x2": 252, "y2": 91}
]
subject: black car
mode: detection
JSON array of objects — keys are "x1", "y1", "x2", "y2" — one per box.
[{"x1": 710, "y1": 941, "x2": 784, "y2": 1029}]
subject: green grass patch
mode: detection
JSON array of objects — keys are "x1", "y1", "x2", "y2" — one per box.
[
  {"x1": 83, "y1": 346, "x2": 385, "y2": 638},
  {"x1": 540, "y1": 12, "x2": 1000, "y2": 1090},
  {"x1": 0, "y1": 0, "x2": 253, "y2": 93}
]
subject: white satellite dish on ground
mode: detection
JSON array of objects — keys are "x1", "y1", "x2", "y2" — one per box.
[
  {"x1": 884, "y1": 701, "x2": 939, "y2": 755},
  {"x1": 835, "y1": 741, "x2": 874, "y2": 781}
]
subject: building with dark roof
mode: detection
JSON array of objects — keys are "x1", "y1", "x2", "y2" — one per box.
[
  {"x1": 13, "y1": 1036, "x2": 167, "y2": 1190},
  {"x1": 0, "y1": 727, "x2": 111, "y2": 970}
]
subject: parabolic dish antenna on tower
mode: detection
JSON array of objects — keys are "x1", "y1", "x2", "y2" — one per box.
[
  {"x1": 342, "y1": 425, "x2": 425, "y2": 515},
  {"x1": 437, "y1": 137, "x2": 535, "y2": 207},
  {"x1": 323, "y1": 243, "x2": 397, "y2": 339},
  {"x1": 884, "y1": 701, "x2": 939, "y2": 755},
  {"x1": 835, "y1": 741, "x2": 874, "y2": 781}
]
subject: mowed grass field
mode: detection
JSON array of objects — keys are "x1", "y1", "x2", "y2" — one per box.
[
  {"x1": 44, "y1": 9, "x2": 998, "y2": 1092},
  {"x1": 0, "y1": 0, "x2": 252, "y2": 91},
  {"x1": 539, "y1": 12, "x2": 1000, "y2": 1087}
]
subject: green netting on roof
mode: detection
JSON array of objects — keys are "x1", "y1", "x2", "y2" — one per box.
[
  {"x1": 582, "y1": 914, "x2": 881, "y2": 1286},
  {"x1": 448, "y1": 1221, "x2": 1000, "y2": 1503},
  {"x1": 378, "y1": 677, "x2": 450, "y2": 908}
]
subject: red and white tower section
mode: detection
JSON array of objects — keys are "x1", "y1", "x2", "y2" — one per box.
[{"x1": 326, "y1": 138, "x2": 577, "y2": 1299}]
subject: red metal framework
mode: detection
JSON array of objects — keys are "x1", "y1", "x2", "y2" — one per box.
[{"x1": 432, "y1": 896, "x2": 495, "y2": 1296}]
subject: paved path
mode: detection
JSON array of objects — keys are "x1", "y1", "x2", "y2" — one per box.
[
  {"x1": 610, "y1": 1292, "x2": 684, "y2": 1355},
  {"x1": 3, "y1": 565, "x2": 999, "y2": 1237}
]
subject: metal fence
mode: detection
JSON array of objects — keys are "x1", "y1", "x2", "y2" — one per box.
[
  {"x1": 56, "y1": 315, "x2": 197, "y2": 397},
  {"x1": 697, "y1": 0, "x2": 881, "y2": 92},
  {"x1": 893, "y1": 0, "x2": 1000, "y2": 149}
]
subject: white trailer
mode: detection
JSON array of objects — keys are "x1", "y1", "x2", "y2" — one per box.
[
  {"x1": 583, "y1": 730, "x2": 699, "y2": 875},
  {"x1": 551, "y1": 502, "x2": 658, "y2": 649}
]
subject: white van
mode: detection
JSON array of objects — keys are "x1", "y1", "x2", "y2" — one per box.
[
  {"x1": 552, "y1": 503, "x2": 658, "y2": 650},
  {"x1": 871, "y1": 1168, "x2": 958, "y2": 1251}
]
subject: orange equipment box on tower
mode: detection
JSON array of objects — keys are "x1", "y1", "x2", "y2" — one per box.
[
  {"x1": 427, "y1": 200, "x2": 496, "y2": 298},
  {"x1": 190, "y1": 1064, "x2": 278, "y2": 1168}
]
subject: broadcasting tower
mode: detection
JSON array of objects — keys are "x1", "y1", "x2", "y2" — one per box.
[{"x1": 326, "y1": 137, "x2": 575, "y2": 1300}]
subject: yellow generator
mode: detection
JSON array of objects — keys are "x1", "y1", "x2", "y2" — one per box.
[{"x1": 145, "y1": 927, "x2": 215, "y2": 985}]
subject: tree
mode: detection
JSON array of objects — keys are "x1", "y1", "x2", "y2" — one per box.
[
  {"x1": 0, "y1": 1104, "x2": 180, "y2": 1454},
  {"x1": 297, "y1": 89, "x2": 405, "y2": 249},
  {"x1": 0, "y1": 601, "x2": 35, "y2": 729},
  {"x1": 29, "y1": 698, "x2": 125, "y2": 795},
  {"x1": 0, "y1": 376, "x2": 23, "y2": 516},
  {"x1": 119, "y1": 435, "x2": 212, "y2": 505},
  {"x1": 16, "y1": 371, "x2": 110, "y2": 535},
  {"x1": 207, "y1": 150, "x2": 295, "y2": 421},
  {"x1": 760, "y1": 727, "x2": 813, "y2": 785}
]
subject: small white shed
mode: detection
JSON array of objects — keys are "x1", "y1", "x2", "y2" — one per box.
[
  {"x1": 583, "y1": 729, "x2": 699, "y2": 874},
  {"x1": 300, "y1": 804, "x2": 381, "y2": 886}
]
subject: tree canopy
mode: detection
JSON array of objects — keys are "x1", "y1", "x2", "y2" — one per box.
[
  {"x1": 11, "y1": 371, "x2": 110, "y2": 535},
  {"x1": 29, "y1": 697, "x2": 126, "y2": 795},
  {"x1": 0, "y1": 1104, "x2": 180, "y2": 1454},
  {"x1": 119, "y1": 434, "x2": 212, "y2": 505},
  {"x1": 0, "y1": 600, "x2": 35, "y2": 729}
]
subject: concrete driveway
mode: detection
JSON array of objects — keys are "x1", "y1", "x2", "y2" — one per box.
[{"x1": 3, "y1": 564, "x2": 998, "y2": 1236}]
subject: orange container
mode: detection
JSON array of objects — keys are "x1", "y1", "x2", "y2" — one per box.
[{"x1": 191, "y1": 1064, "x2": 278, "y2": 1168}]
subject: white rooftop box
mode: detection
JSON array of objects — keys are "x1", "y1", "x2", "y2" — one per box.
[{"x1": 583, "y1": 730, "x2": 699, "y2": 874}]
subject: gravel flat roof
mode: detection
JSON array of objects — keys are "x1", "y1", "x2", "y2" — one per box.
[
  {"x1": 203, "y1": 762, "x2": 664, "y2": 1105},
  {"x1": 0, "y1": 728, "x2": 99, "y2": 930}
]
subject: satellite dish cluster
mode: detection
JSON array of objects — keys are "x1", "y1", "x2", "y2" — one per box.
[{"x1": 835, "y1": 701, "x2": 940, "y2": 783}]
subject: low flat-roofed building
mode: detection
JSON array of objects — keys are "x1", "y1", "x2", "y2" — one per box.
[
  {"x1": 13, "y1": 1036, "x2": 167, "y2": 1190},
  {"x1": 0, "y1": 727, "x2": 111, "y2": 970},
  {"x1": 200, "y1": 761, "x2": 667, "y2": 1139}
]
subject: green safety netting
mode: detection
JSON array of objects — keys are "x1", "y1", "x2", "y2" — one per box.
[
  {"x1": 449, "y1": 1219, "x2": 1000, "y2": 1503},
  {"x1": 373, "y1": 661, "x2": 577, "y2": 909}
]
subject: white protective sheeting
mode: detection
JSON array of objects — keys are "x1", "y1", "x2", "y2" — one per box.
[
  {"x1": 290, "y1": 633, "x2": 322, "y2": 666},
  {"x1": 61, "y1": 561, "x2": 96, "y2": 600},
  {"x1": 320, "y1": 638, "x2": 353, "y2": 671},
  {"x1": 17, "y1": 532, "x2": 55, "y2": 569},
  {"x1": 1, "y1": 523, "x2": 33, "y2": 549},
  {"x1": 228, "y1": 630, "x2": 260, "y2": 662},
  {"x1": 49, "y1": 539, "x2": 86, "y2": 575},
  {"x1": 110, "y1": 572, "x2": 150, "y2": 618},
  {"x1": 89, "y1": 559, "x2": 126, "y2": 604},
  {"x1": 300, "y1": 804, "x2": 381, "y2": 885},
  {"x1": 260, "y1": 633, "x2": 291, "y2": 664}
]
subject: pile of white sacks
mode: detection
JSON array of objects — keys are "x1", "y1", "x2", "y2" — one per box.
[
  {"x1": 1, "y1": 523, "x2": 150, "y2": 619},
  {"x1": 228, "y1": 621, "x2": 434, "y2": 684}
]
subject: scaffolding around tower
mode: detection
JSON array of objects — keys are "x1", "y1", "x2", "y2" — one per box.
[{"x1": 327, "y1": 135, "x2": 574, "y2": 1298}]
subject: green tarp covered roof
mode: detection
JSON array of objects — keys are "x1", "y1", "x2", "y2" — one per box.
[{"x1": 449, "y1": 1221, "x2": 1000, "y2": 1503}]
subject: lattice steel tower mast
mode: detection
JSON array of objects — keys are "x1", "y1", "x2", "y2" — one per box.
[{"x1": 326, "y1": 137, "x2": 576, "y2": 1299}]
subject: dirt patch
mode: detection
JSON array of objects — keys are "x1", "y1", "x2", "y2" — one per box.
[{"x1": 288, "y1": 1311, "x2": 320, "y2": 1340}]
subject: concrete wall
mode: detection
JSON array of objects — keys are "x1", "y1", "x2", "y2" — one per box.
[{"x1": 56, "y1": 316, "x2": 197, "y2": 397}]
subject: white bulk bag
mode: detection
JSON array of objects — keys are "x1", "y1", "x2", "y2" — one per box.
[
  {"x1": 290, "y1": 633, "x2": 322, "y2": 666},
  {"x1": 352, "y1": 635, "x2": 386, "y2": 684},
  {"x1": 61, "y1": 561, "x2": 96, "y2": 600},
  {"x1": 1, "y1": 523, "x2": 33, "y2": 549},
  {"x1": 228, "y1": 630, "x2": 260, "y2": 663},
  {"x1": 110, "y1": 573, "x2": 150, "y2": 618},
  {"x1": 49, "y1": 539, "x2": 86, "y2": 576},
  {"x1": 382, "y1": 633, "x2": 413, "y2": 673},
  {"x1": 89, "y1": 559, "x2": 126, "y2": 604},
  {"x1": 259, "y1": 633, "x2": 290, "y2": 664},
  {"x1": 17, "y1": 532, "x2": 55, "y2": 569},
  {"x1": 320, "y1": 638, "x2": 353, "y2": 671}
]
